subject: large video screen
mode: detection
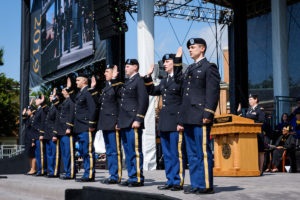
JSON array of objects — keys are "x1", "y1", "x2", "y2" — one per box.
[{"x1": 31, "y1": 0, "x2": 94, "y2": 77}]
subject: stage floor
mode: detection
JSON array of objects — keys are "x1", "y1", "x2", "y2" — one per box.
[{"x1": 0, "y1": 169, "x2": 299, "y2": 200}]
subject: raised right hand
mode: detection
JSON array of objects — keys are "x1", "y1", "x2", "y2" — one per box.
[
  {"x1": 30, "y1": 98, "x2": 34, "y2": 106},
  {"x1": 176, "y1": 46, "x2": 183, "y2": 57},
  {"x1": 53, "y1": 88, "x2": 57, "y2": 96},
  {"x1": 112, "y1": 65, "x2": 119, "y2": 79},
  {"x1": 91, "y1": 75, "x2": 97, "y2": 89},
  {"x1": 67, "y1": 77, "x2": 72, "y2": 88},
  {"x1": 237, "y1": 103, "x2": 242, "y2": 112},
  {"x1": 22, "y1": 108, "x2": 27, "y2": 115},
  {"x1": 147, "y1": 63, "x2": 155, "y2": 77}
]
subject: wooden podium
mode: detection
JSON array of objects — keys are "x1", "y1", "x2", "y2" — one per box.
[{"x1": 211, "y1": 114, "x2": 262, "y2": 176}]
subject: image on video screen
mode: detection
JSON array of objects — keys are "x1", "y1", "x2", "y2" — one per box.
[{"x1": 40, "y1": 0, "x2": 94, "y2": 76}]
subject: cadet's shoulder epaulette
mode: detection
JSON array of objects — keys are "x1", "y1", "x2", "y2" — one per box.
[{"x1": 92, "y1": 91, "x2": 98, "y2": 96}]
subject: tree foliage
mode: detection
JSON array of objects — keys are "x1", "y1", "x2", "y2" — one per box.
[{"x1": 0, "y1": 73, "x2": 20, "y2": 137}]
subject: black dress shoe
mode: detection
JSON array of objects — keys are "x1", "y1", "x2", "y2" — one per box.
[
  {"x1": 75, "y1": 177, "x2": 95, "y2": 182},
  {"x1": 35, "y1": 173, "x2": 46, "y2": 177},
  {"x1": 197, "y1": 188, "x2": 215, "y2": 194},
  {"x1": 171, "y1": 185, "x2": 183, "y2": 191},
  {"x1": 118, "y1": 180, "x2": 129, "y2": 186},
  {"x1": 184, "y1": 187, "x2": 200, "y2": 194},
  {"x1": 101, "y1": 178, "x2": 119, "y2": 184},
  {"x1": 47, "y1": 174, "x2": 59, "y2": 178},
  {"x1": 157, "y1": 184, "x2": 173, "y2": 190},
  {"x1": 260, "y1": 171, "x2": 264, "y2": 176},
  {"x1": 128, "y1": 181, "x2": 144, "y2": 187},
  {"x1": 59, "y1": 176, "x2": 74, "y2": 180}
]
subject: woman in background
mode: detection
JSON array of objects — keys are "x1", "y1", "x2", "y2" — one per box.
[
  {"x1": 22, "y1": 100, "x2": 37, "y2": 175},
  {"x1": 238, "y1": 94, "x2": 265, "y2": 175}
]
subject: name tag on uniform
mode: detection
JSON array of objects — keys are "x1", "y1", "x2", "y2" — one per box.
[{"x1": 197, "y1": 70, "x2": 202, "y2": 73}]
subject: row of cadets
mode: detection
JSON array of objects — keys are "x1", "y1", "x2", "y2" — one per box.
[{"x1": 143, "y1": 47, "x2": 186, "y2": 191}]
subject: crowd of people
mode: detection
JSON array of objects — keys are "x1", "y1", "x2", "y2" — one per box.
[
  {"x1": 263, "y1": 100, "x2": 300, "y2": 173},
  {"x1": 22, "y1": 38, "x2": 221, "y2": 195}
]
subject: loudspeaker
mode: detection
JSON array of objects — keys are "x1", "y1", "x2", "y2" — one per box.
[{"x1": 93, "y1": 0, "x2": 128, "y2": 40}]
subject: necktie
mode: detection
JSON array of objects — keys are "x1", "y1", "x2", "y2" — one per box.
[{"x1": 167, "y1": 74, "x2": 171, "y2": 82}]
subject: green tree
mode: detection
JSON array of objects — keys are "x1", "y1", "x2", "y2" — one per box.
[{"x1": 0, "y1": 73, "x2": 20, "y2": 136}]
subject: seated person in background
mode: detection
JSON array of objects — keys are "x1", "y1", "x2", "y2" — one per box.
[
  {"x1": 274, "y1": 113, "x2": 290, "y2": 142},
  {"x1": 271, "y1": 125, "x2": 296, "y2": 173},
  {"x1": 290, "y1": 110, "x2": 300, "y2": 140}
]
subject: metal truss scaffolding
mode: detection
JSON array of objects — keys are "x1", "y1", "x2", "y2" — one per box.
[{"x1": 125, "y1": 0, "x2": 232, "y2": 24}]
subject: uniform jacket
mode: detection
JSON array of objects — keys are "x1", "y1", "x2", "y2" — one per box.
[
  {"x1": 31, "y1": 104, "x2": 48, "y2": 140},
  {"x1": 44, "y1": 103, "x2": 58, "y2": 140},
  {"x1": 144, "y1": 57, "x2": 182, "y2": 132},
  {"x1": 90, "y1": 83, "x2": 119, "y2": 131},
  {"x1": 178, "y1": 58, "x2": 221, "y2": 126},
  {"x1": 72, "y1": 86, "x2": 97, "y2": 134},
  {"x1": 111, "y1": 73, "x2": 149, "y2": 129},
  {"x1": 243, "y1": 105, "x2": 265, "y2": 123},
  {"x1": 54, "y1": 97, "x2": 75, "y2": 136},
  {"x1": 23, "y1": 113, "x2": 35, "y2": 144}
]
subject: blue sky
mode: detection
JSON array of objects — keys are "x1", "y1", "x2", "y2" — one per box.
[
  {"x1": 0, "y1": 1, "x2": 226, "y2": 82},
  {"x1": 0, "y1": 1, "x2": 21, "y2": 81}
]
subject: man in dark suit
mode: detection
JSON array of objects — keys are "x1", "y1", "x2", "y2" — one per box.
[
  {"x1": 89, "y1": 64, "x2": 122, "y2": 184},
  {"x1": 177, "y1": 38, "x2": 220, "y2": 194},
  {"x1": 111, "y1": 59, "x2": 149, "y2": 187},
  {"x1": 144, "y1": 47, "x2": 185, "y2": 191},
  {"x1": 71, "y1": 73, "x2": 97, "y2": 182}
]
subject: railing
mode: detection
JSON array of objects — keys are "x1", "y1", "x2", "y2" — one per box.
[
  {"x1": 0, "y1": 145, "x2": 25, "y2": 159},
  {"x1": 274, "y1": 96, "x2": 297, "y2": 126}
]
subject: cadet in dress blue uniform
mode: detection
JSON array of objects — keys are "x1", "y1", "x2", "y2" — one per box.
[
  {"x1": 71, "y1": 73, "x2": 97, "y2": 182},
  {"x1": 177, "y1": 38, "x2": 220, "y2": 194},
  {"x1": 144, "y1": 48, "x2": 185, "y2": 191},
  {"x1": 53, "y1": 87, "x2": 76, "y2": 180},
  {"x1": 237, "y1": 94, "x2": 265, "y2": 175},
  {"x1": 111, "y1": 59, "x2": 149, "y2": 187},
  {"x1": 44, "y1": 93, "x2": 60, "y2": 178},
  {"x1": 32, "y1": 95, "x2": 48, "y2": 176},
  {"x1": 89, "y1": 64, "x2": 122, "y2": 184}
]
